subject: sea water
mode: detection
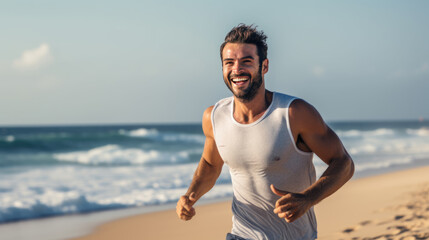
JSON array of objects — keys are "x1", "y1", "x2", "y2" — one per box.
[{"x1": 1, "y1": 121, "x2": 428, "y2": 223}]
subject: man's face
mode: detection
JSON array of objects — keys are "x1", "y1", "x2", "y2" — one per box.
[{"x1": 222, "y1": 43, "x2": 267, "y2": 102}]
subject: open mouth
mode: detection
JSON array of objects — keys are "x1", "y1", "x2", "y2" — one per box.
[{"x1": 230, "y1": 76, "x2": 250, "y2": 86}]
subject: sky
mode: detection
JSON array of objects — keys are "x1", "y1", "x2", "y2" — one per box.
[{"x1": 1, "y1": 0, "x2": 428, "y2": 126}]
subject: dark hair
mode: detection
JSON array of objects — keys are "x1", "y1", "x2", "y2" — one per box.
[{"x1": 220, "y1": 24, "x2": 268, "y2": 65}]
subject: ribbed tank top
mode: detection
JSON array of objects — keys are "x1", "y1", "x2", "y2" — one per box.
[{"x1": 211, "y1": 92, "x2": 318, "y2": 240}]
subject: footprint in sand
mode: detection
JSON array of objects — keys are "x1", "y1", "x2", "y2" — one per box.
[
  {"x1": 360, "y1": 220, "x2": 372, "y2": 226},
  {"x1": 342, "y1": 221, "x2": 373, "y2": 234},
  {"x1": 414, "y1": 232, "x2": 429, "y2": 239},
  {"x1": 342, "y1": 184, "x2": 429, "y2": 239},
  {"x1": 387, "y1": 225, "x2": 410, "y2": 235},
  {"x1": 342, "y1": 227, "x2": 356, "y2": 233}
]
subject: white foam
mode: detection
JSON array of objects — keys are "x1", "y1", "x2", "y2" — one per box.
[
  {"x1": 120, "y1": 128, "x2": 159, "y2": 137},
  {"x1": 406, "y1": 128, "x2": 429, "y2": 136},
  {"x1": 354, "y1": 157, "x2": 413, "y2": 172},
  {"x1": 345, "y1": 137, "x2": 429, "y2": 156},
  {"x1": 119, "y1": 128, "x2": 205, "y2": 144},
  {"x1": 0, "y1": 163, "x2": 233, "y2": 223},
  {"x1": 3, "y1": 135, "x2": 15, "y2": 142},
  {"x1": 349, "y1": 144, "x2": 378, "y2": 155},
  {"x1": 337, "y1": 128, "x2": 395, "y2": 138},
  {"x1": 53, "y1": 145, "x2": 194, "y2": 165},
  {"x1": 162, "y1": 133, "x2": 205, "y2": 144}
]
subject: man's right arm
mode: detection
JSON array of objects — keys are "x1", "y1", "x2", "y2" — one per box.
[{"x1": 176, "y1": 106, "x2": 224, "y2": 221}]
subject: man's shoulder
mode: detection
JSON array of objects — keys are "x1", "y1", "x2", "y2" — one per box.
[
  {"x1": 279, "y1": 92, "x2": 321, "y2": 127},
  {"x1": 288, "y1": 98, "x2": 315, "y2": 117},
  {"x1": 211, "y1": 96, "x2": 233, "y2": 113},
  {"x1": 202, "y1": 96, "x2": 233, "y2": 124},
  {"x1": 288, "y1": 97, "x2": 325, "y2": 134}
]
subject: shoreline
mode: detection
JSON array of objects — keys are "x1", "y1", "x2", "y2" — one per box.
[{"x1": 1, "y1": 165, "x2": 429, "y2": 240}]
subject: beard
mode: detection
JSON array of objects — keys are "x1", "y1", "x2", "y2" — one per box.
[{"x1": 225, "y1": 65, "x2": 263, "y2": 102}]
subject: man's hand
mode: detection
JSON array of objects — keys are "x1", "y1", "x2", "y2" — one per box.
[
  {"x1": 270, "y1": 184, "x2": 314, "y2": 223},
  {"x1": 176, "y1": 192, "x2": 197, "y2": 221}
]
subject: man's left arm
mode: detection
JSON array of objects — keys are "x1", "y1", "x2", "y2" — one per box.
[{"x1": 272, "y1": 99, "x2": 355, "y2": 223}]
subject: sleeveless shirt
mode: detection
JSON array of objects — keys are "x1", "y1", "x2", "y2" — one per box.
[{"x1": 211, "y1": 92, "x2": 318, "y2": 240}]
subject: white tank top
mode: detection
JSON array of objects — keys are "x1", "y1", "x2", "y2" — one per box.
[{"x1": 211, "y1": 92, "x2": 317, "y2": 240}]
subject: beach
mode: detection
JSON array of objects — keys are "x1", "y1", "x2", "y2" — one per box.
[{"x1": 71, "y1": 166, "x2": 429, "y2": 240}]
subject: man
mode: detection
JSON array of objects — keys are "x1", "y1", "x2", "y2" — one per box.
[{"x1": 176, "y1": 24, "x2": 354, "y2": 240}]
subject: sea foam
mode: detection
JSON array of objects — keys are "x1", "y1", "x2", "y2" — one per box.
[
  {"x1": 5, "y1": 135, "x2": 15, "y2": 142},
  {"x1": 53, "y1": 145, "x2": 196, "y2": 165},
  {"x1": 119, "y1": 128, "x2": 205, "y2": 144},
  {"x1": 336, "y1": 128, "x2": 395, "y2": 138},
  {"x1": 406, "y1": 128, "x2": 429, "y2": 136},
  {"x1": 0, "y1": 164, "x2": 232, "y2": 223},
  {"x1": 120, "y1": 128, "x2": 159, "y2": 137}
]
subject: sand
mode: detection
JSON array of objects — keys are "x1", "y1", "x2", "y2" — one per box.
[{"x1": 72, "y1": 166, "x2": 429, "y2": 240}]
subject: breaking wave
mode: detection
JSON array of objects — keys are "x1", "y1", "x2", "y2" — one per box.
[{"x1": 53, "y1": 145, "x2": 198, "y2": 165}]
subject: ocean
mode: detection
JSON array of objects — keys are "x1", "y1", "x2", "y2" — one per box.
[{"x1": 1, "y1": 121, "x2": 429, "y2": 223}]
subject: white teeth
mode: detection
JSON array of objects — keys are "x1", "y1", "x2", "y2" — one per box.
[{"x1": 232, "y1": 78, "x2": 248, "y2": 82}]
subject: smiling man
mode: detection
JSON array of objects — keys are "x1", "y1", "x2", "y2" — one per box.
[{"x1": 176, "y1": 24, "x2": 354, "y2": 240}]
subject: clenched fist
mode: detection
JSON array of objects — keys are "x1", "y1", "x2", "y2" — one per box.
[
  {"x1": 271, "y1": 184, "x2": 314, "y2": 223},
  {"x1": 176, "y1": 192, "x2": 197, "y2": 221}
]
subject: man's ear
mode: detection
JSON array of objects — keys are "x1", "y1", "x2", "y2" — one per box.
[{"x1": 262, "y1": 59, "x2": 269, "y2": 74}]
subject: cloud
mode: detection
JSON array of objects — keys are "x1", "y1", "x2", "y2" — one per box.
[
  {"x1": 13, "y1": 43, "x2": 52, "y2": 70},
  {"x1": 312, "y1": 66, "x2": 325, "y2": 77}
]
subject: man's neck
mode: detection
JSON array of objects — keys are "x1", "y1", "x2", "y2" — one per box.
[{"x1": 233, "y1": 89, "x2": 273, "y2": 124}]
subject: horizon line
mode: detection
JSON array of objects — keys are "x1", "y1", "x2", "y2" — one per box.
[{"x1": 0, "y1": 118, "x2": 427, "y2": 128}]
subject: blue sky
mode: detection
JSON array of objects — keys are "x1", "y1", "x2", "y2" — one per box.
[{"x1": 1, "y1": 1, "x2": 428, "y2": 125}]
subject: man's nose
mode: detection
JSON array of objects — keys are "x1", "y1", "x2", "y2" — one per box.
[{"x1": 232, "y1": 62, "x2": 244, "y2": 74}]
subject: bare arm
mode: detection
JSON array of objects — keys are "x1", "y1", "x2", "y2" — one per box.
[
  {"x1": 176, "y1": 106, "x2": 224, "y2": 221},
  {"x1": 272, "y1": 99, "x2": 354, "y2": 222}
]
